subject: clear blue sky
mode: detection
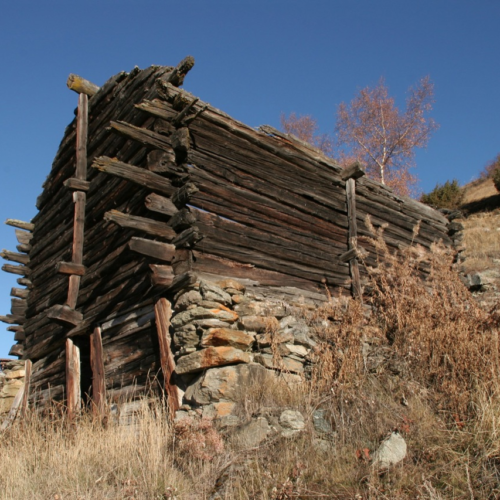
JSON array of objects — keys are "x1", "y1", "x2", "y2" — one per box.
[{"x1": 0, "y1": 1, "x2": 499, "y2": 357}]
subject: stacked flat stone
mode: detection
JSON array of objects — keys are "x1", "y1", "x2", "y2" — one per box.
[
  {"x1": 171, "y1": 277, "x2": 317, "y2": 422},
  {"x1": 0, "y1": 360, "x2": 25, "y2": 414}
]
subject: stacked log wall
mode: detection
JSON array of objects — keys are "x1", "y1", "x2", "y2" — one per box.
[{"x1": 24, "y1": 67, "x2": 176, "y2": 405}]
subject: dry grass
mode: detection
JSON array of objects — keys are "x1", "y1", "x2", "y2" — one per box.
[
  {"x1": 462, "y1": 211, "x2": 500, "y2": 272},
  {"x1": 462, "y1": 178, "x2": 498, "y2": 205},
  {"x1": 2, "y1": 224, "x2": 500, "y2": 499}
]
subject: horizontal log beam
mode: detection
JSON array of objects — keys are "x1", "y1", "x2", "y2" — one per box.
[
  {"x1": 47, "y1": 304, "x2": 83, "y2": 326},
  {"x1": 129, "y1": 237, "x2": 176, "y2": 262},
  {"x1": 104, "y1": 210, "x2": 176, "y2": 240},
  {"x1": 56, "y1": 262, "x2": 86, "y2": 276},
  {"x1": 16, "y1": 244, "x2": 31, "y2": 253},
  {"x1": 1, "y1": 250, "x2": 29, "y2": 265},
  {"x1": 11, "y1": 288, "x2": 29, "y2": 299},
  {"x1": 166, "y1": 271, "x2": 198, "y2": 294},
  {"x1": 5, "y1": 219, "x2": 34, "y2": 231},
  {"x1": 110, "y1": 121, "x2": 172, "y2": 151},
  {"x1": 2, "y1": 264, "x2": 30, "y2": 276},
  {"x1": 0, "y1": 314, "x2": 25, "y2": 325},
  {"x1": 145, "y1": 193, "x2": 178, "y2": 217},
  {"x1": 15, "y1": 229, "x2": 32, "y2": 245},
  {"x1": 64, "y1": 178, "x2": 90, "y2": 191},
  {"x1": 67, "y1": 74, "x2": 100, "y2": 96},
  {"x1": 92, "y1": 156, "x2": 175, "y2": 196},
  {"x1": 8, "y1": 344, "x2": 23, "y2": 358},
  {"x1": 150, "y1": 264, "x2": 175, "y2": 287}
]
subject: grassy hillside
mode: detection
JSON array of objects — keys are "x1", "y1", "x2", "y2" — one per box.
[{"x1": 1, "y1": 221, "x2": 500, "y2": 499}]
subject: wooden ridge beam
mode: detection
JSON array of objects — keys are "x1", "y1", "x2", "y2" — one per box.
[
  {"x1": 92, "y1": 156, "x2": 175, "y2": 196},
  {"x1": 129, "y1": 237, "x2": 176, "y2": 262},
  {"x1": 5, "y1": 219, "x2": 34, "y2": 231},
  {"x1": 1, "y1": 249, "x2": 29, "y2": 265},
  {"x1": 104, "y1": 210, "x2": 176, "y2": 240},
  {"x1": 67, "y1": 74, "x2": 100, "y2": 96}
]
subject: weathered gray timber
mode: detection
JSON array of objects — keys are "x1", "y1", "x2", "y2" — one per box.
[{"x1": 1, "y1": 61, "x2": 452, "y2": 417}]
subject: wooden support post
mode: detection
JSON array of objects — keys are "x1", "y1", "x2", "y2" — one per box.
[
  {"x1": 76, "y1": 93, "x2": 88, "y2": 180},
  {"x1": 67, "y1": 191, "x2": 86, "y2": 309},
  {"x1": 21, "y1": 359, "x2": 32, "y2": 417},
  {"x1": 66, "y1": 338, "x2": 81, "y2": 420},
  {"x1": 346, "y1": 178, "x2": 362, "y2": 299},
  {"x1": 154, "y1": 298, "x2": 181, "y2": 416},
  {"x1": 90, "y1": 327, "x2": 106, "y2": 417}
]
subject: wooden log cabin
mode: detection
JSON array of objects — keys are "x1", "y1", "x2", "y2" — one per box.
[{"x1": 1, "y1": 57, "x2": 454, "y2": 416}]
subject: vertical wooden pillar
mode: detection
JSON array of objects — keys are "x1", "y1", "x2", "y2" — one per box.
[
  {"x1": 66, "y1": 338, "x2": 81, "y2": 419},
  {"x1": 21, "y1": 359, "x2": 32, "y2": 417},
  {"x1": 75, "y1": 93, "x2": 89, "y2": 180},
  {"x1": 346, "y1": 178, "x2": 362, "y2": 299},
  {"x1": 67, "y1": 191, "x2": 86, "y2": 309},
  {"x1": 154, "y1": 298, "x2": 181, "y2": 416},
  {"x1": 90, "y1": 327, "x2": 106, "y2": 416}
]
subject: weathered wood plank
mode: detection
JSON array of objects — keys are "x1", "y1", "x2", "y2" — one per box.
[
  {"x1": 0, "y1": 315, "x2": 25, "y2": 325},
  {"x1": 64, "y1": 178, "x2": 90, "y2": 191},
  {"x1": 8, "y1": 343, "x2": 23, "y2": 357},
  {"x1": 1, "y1": 250, "x2": 29, "y2": 265},
  {"x1": 145, "y1": 192, "x2": 178, "y2": 217},
  {"x1": 5, "y1": 219, "x2": 34, "y2": 231},
  {"x1": 110, "y1": 121, "x2": 172, "y2": 151},
  {"x1": 76, "y1": 93, "x2": 89, "y2": 180},
  {"x1": 341, "y1": 161, "x2": 366, "y2": 181},
  {"x1": 72, "y1": 191, "x2": 86, "y2": 265},
  {"x1": 16, "y1": 244, "x2": 31, "y2": 253},
  {"x1": 67, "y1": 275, "x2": 81, "y2": 310},
  {"x1": 47, "y1": 304, "x2": 83, "y2": 326},
  {"x1": 150, "y1": 264, "x2": 175, "y2": 287},
  {"x1": 154, "y1": 298, "x2": 181, "y2": 415},
  {"x1": 92, "y1": 156, "x2": 175, "y2": 196},
  {"x1": 21, "y1": 360, "x2": 32, "y2": 417},
  {"x1": 90, "y1": 327, "x2": 106, "y2": 416},
  {"x1": 56, "y1": 262, "x2": 86, "y2": 276},
  {"x1": 66, "y1": 338, "x2": 81, "y2": 420},
  {"x1": 15, "y1": 229, "x2": 32, "y2": 245},
  {"x1": 104, "y1": 210, "x2": 176, "y2": 240},
  {"x1": 129, "y1": 237, "x2": 176, "y2": 262},
  {"x1": 346, "y1": 178, "x2": 362, "y2": 299},
  {"x1": 67, "y1": 74, "x2": 100, "y2": 96},
  {"x1": 2, "y1": 263, "x2": 30, "y2": 276}
]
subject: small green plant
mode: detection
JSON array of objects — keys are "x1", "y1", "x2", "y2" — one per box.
[{"x1": 420, "y1": 179, "x2": 463, "y2": 209}]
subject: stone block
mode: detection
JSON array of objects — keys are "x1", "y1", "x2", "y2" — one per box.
[
  {"x1": 254, "y1": 353, "x2": 304, "y2": 374},
  {"x1": 175, "y1": 290, "x2": 203, "y2": 311},
  {"x1": 176, "y1": 346, "x2": 251, "y2": 375},
  {"x1": 239, "y1": 315, "x2": 276, "y2": 333},
  {"x1": 201, "y1": 328, "x2": 254, "y2": 350},
  {"x1": 172, "y1": 306, "x2": 238, "y2": 328},
  {"x1": 184, "y1": 363, "x2": 271, "y2": 405},
  {"x1": 200, "y1": 280, "x2": 232, "y2": 306},
  {"x1": 216, "y1": 279, "x2": 246, "y2": 293}
]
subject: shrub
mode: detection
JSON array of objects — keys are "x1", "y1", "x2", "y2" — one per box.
[
  {"x1": 420, "y1": 179, "x2": 463, "y2": 209},
  {"x1": 492, "y1": 168, "x2": 500, "y2": 192}
]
